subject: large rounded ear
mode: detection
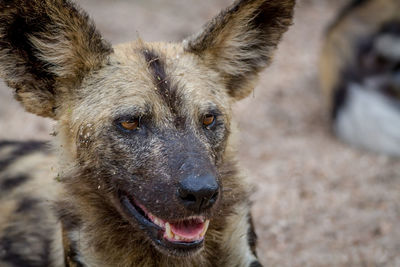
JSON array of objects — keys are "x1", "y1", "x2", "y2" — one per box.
[
  {"x1": 184, "y1": 0, "x2": 295, "y2": 100},
  {"x1": 0, "y1": 0, "x2": 113, "y2": 118}
]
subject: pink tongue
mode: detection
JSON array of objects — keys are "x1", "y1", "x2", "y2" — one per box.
[{"x1": 170, "y1": 219, "x2": 204, "y2": 239}]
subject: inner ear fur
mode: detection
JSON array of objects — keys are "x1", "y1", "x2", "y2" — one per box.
[
  {"x1": 184, "y1": 0, "x2": 295, "y2": 100},
  {"x1": 0, "y1": 0, "x2": 112, "y2": 118}
]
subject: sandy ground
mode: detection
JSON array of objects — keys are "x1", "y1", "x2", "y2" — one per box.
[{"x1": 1, "y1": 0, "x2": 400, "y2": 266}]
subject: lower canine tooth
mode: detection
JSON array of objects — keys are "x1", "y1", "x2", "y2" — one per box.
[
  {"x1": 165, "y1": 222, "x2": 173, "y2": 239},
  {"x1": 200, "y1": 220, "x2": 210, "y2": 238}
]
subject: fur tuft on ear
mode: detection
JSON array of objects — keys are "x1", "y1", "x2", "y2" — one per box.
[
  {"x1": 184, "y1": 0, "x2": 295, "y2": 100},
  {"x1": 0, "y1": 0, "x2": 113, "y2": 118}
]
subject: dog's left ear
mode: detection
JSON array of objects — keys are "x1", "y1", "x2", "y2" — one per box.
[{"x1": 184, "y1": 0, "x2": 295, "y2": 100}]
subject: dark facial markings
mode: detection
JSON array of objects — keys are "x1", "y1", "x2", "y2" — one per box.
[
  {"x1": 140, "y1": 48, "x2": 229, "y2": 134},
  {"x1": 142, "y1": 48, "x2": 180, "y2": 119}
]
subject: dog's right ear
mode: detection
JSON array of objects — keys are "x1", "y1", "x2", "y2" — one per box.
[{"x1": 0, "y1": 0, "x2": 112, "y2": 118}]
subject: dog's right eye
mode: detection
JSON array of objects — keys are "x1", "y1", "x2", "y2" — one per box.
[{"x1": 121, "y1": 120, "x2": 139, "y2": 131}]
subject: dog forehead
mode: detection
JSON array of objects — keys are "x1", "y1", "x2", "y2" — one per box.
[
  {"x1": 110, "y1": 41, "x2": 226, "y2": 100},
  {"x1": 73, "y1": 41, "x2": 229, "y2": 121}
]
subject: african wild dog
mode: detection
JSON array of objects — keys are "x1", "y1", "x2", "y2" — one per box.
[
  {"x1": 320, "y1": 0, "x2": 400, "y2": 155},
  {"x1": 0, "y1": 0, "x2": 295, "y2": 266}
]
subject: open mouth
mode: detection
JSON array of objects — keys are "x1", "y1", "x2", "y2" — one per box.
[{"x1": 120, "y1": 193, "x2": 210, "y2": 255}]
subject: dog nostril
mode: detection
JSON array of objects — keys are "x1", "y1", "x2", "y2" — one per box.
[
  {"x1": 180, "y1": 192, "x2": 197, "y2": 203},
  {"x1": 210, "y1": 191, "x2": 218, "y2": 203}
]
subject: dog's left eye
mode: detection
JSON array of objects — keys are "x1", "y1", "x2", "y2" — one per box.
[
  {"x1": 120, "y1": 119, "x2": 139, "y2": 131},
  {"x1": 202, "y1": 114, "x2": 215, "y2": 128}
]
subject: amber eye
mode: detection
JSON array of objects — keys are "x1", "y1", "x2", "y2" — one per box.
[
  {"x1": 203, "y1": 114, "x2": 215, "y2": 127},
  {"x1": 120, "y1": 119, "x2": 139, "y2": 131}
]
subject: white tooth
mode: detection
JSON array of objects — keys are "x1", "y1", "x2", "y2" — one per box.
[
  {"x1": 165, "y1": 222, "x2": 173, "y2": 239},
  {"x1": 175, "y1": 235, "x2": 181, "y2": 241},
  {"x1": 154, "y1": 218, "x2": 160, "y2": 226},
  {"x1": 200, "y1": 220, "x2": 210, "y2": 238}
]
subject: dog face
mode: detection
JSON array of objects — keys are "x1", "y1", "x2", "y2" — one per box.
[
  {"x1": 66, "y1": 43, "x2": 232, "y2": 255},
  {"x1": 0, "y1": 0, "x2": 295, "y2": 257}
]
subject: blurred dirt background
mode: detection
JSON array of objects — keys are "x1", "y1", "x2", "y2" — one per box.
[{"x1": 1, "y1": 0, "x2": 400, "y2": 266}]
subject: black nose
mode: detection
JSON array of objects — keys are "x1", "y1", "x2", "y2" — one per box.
[{"x1": 178, "y1": 173, "x2": 219, "y2": 212}]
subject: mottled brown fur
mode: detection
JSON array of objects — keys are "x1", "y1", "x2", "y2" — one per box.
[
  {"x1": 0, "y1": 0, "x2": 295, "y2": 266},
  {"x1": 320, "y1": 0, "x2": 400, "y2": 116},
  {"x1": 319, "y1": 0, "x2": 400, "y2": 155}
]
